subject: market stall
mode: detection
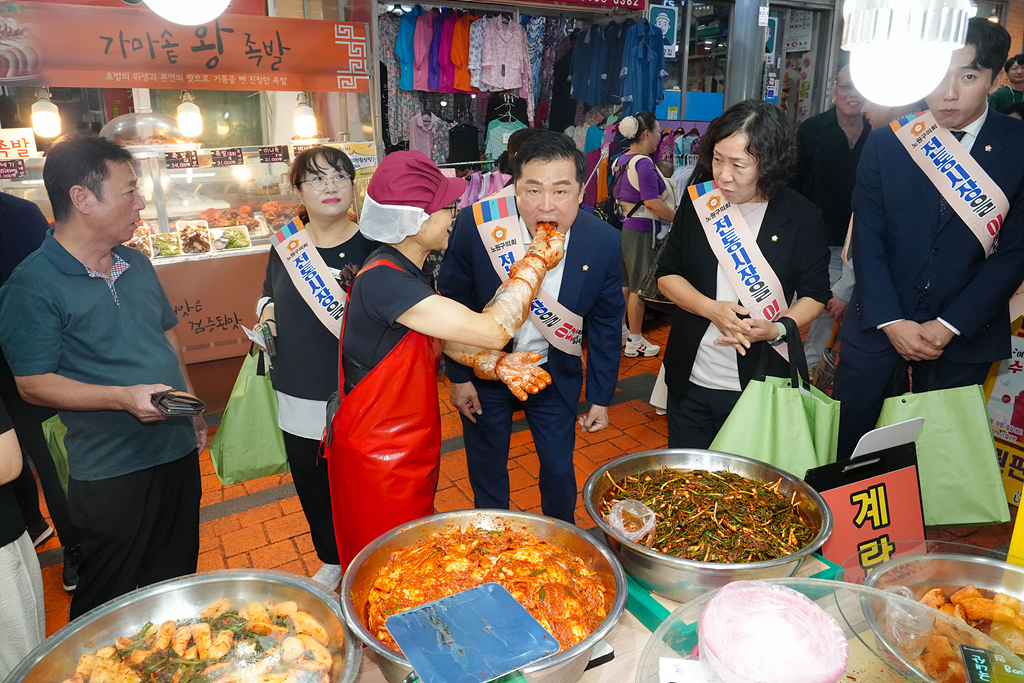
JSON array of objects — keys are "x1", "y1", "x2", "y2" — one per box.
[{"x1": 0, "y1": 1, "x2": 375, "y2": 367}]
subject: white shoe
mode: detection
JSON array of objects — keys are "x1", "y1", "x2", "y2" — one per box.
[
  {"x1": 624, "y1": 337, "x2": 660, "y2": 358},
  {"x1": 655, "y1": 408, "x2": 667, "y2": 416},
  {"x1": 311, "y1": 563, "x2": 344, "y2": 591}
]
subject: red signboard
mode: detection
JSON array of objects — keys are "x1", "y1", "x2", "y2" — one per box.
[{"x1": 0, "y1": 3, "x2": 368, "y2": 92}]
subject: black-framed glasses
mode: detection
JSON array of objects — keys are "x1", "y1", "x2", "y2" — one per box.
[
  {"x1": 445, "y1": 202, "x2": 459, "y2": 221},
  {"x1": 302, "y1": 173, "x2": 352, "y2": 191}
]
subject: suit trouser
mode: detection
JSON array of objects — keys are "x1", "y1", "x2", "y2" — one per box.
[
  {"x1": 833, "y1": 341, "x2": 991, "y2": 461},
  {"x1": 666, "y1": 381, "x2": 743, "y2": 449},
  {"x1": 68, "y1": 450, "x2": 201, "y2": 620},
  {"x1": 460, "y1": 375, "x2": 577, "y2": 524},
  {"x1": 281, "y1": 431, "x2": 339, "y2": 565},
  {"x1": 2, "y1": 391, "x2": 78, "y2": 548}
]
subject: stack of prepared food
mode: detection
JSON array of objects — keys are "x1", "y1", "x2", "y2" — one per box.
[
  {"x1": 176, "y1": 221, "x2": 212, "y2": 254},
  {"x1": 262, "y1": 201, "x2": 303, "y2": 231},
  {"x1": 62, "y1": 598, "x2": 336, "y2": 683},
  {"x1": 199, "y1": 206, "x2": 260, "y2": 231},
  {"x1": 367, "y1": 525, "x2": 607, "y2": 653},
  {"x1": 600, "y1": 467, "x2": 817, "y2": 563}
]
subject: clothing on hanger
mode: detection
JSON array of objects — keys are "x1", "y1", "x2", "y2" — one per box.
[
  {"x1": 428, "y1": 9, "x2": 444, "y2": 91},
  {"x1": 382, "y1": 13, "x2": 423, "y2": 141},
  {"x1": 484, "y1": 118, "x2": 527, "y2": 160},
  {"x1": 396, "y1": 4, "x2": 426, "y2": 91},
  {"x1": 481, "y1": 16, "x2": 527, "y2": 92},
  {"x1": 620, "y1": 19, "x2": 668, "y2": 115},
  {"x1": 448, "y1": 122, "x2": 481, "y2": 163},
  {"x1": 451, "y1": 11, "x2": 477, "y2": 93},
  {"x1": 603, "y1": 20, "x2": 634, "y2": 104},
  {"x1": 485, "y1": 92, "x2": 528, "y2": 126},
  {"x1": 413, "y1": 9, "x2": 433, "y2": 91},
  {"x1": 409, "y1": 112, "x2": 455, "y2": 164},
  {"x1": 439, "y1": 10, "x2": 458, "y2": 93},
  {"x1": 468, "y1": 15, "x2": 487, "y2": 90}
]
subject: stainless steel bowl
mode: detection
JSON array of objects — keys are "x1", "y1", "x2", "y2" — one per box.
[
  {"x1": 865, "y1": 551, "x2": 1024, "y2": 599},
  {"x1": 339, "y1": 510, "x2": 628, "y2": 683},
  {"x1": 582, "y1": 448, "x2": 834, "y2": 603},
  {"x1": 3, "y1": 569, "x2": 361, "y2": 683}
]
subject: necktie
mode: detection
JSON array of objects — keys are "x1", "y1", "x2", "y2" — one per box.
[{"x1": 939, "y1": 130, "x2": 968, "y2": 221}]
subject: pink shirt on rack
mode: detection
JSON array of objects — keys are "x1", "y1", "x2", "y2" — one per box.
[
  {"x1": 481, "y1": 17, "x2": 525, "y2": 91},
  {"x1": 408, "y1": 112, "x2": 438, "y2": 157},
  {"x1": 413, "y1": 10, "x2": 433, "y2": 91},
  {"x1": 439, "y1": 11, "x2": 458, "y2": 93}
]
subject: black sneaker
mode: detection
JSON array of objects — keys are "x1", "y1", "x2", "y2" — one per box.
[
  {"x1": 27, "y1": 519, "x2": 54, "y2": 548},
  {"x1": 62, "y1": 545, "x2": 81, "y2": 593}
]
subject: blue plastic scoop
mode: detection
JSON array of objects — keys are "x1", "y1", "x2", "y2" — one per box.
[{"x1": 385, "y1": 583, "x2": 560, "y2": 683}]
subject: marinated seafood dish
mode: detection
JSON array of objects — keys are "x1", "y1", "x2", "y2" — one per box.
[
  {"x1": 366, "y1": 525, "x2": 607, "y2": 654},
  {"x1": 199, "y1": 207, "x2": 260, "y2": 232},
  {"x1": 63, "y1": 598, "x2": 336, "y2": 683},
  {"x1": 177, "y1": 222, "x2": 212, "y2": 254},
  {"x1": 124, "y1": 226, "x2": 153, "y2": 258}
]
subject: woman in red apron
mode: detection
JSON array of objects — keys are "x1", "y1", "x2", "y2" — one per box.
[{"x1": 326, "y1": 151, "x2": 565, "y2": 570}]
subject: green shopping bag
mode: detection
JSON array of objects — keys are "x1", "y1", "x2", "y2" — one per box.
[
  {"x1": 710, "y1": 317, "x2": 840, "y2": 478},
  {"x1": 41, "y1": 414, "x2": 69, "y2": 495},
  {"x1": 876, "y1": 380, "x2": 1008, "y2": 527},
  {"x1": 209, "y1": 346, "x2": 290, "y2": 485}
]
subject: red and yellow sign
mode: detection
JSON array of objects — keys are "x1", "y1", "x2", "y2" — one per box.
[{"x1": 0, "y1": 2, "x2": 368, "y2": 92}]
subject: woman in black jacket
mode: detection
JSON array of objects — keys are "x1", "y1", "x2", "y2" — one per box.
[{"x1": 656, "y1": 100, "x2": 831, "y2": 448}]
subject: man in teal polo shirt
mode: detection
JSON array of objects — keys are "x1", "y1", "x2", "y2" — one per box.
[{"x1": 0, "y1": 133, "x2": 207, "y2": 619}]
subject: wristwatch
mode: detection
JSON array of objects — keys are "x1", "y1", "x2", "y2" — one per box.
[{"x1": 768, "y1": 321, "x2": 787, "y2": 347}]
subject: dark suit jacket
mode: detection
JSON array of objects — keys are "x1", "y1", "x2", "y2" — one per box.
[
  {"x1": 846, "y1": 111, "x2": 1024, "y2": 364},
  {"x1": 656, "y1": 187, "x2": 832, "y2": 400},
  {"x1": 437, "y1": 207, "x2": 625, "y2": 411},
  {"x1": 0, "y1": 192, "x2": 49, "y2": 392}
]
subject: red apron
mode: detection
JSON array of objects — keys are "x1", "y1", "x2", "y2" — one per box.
[{"x1": 325, "y1": 259, "x2": 443, "y2": 570}]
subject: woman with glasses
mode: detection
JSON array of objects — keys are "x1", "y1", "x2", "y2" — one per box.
[{"x1": 255, "y1": 146, "x2": 378, "y2": 590}]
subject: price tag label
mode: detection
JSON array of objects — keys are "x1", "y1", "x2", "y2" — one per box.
[
  {"x1": 0, "y1": 159, "x2": 26, "y2": 179},
  {"x1": 962, "y1": 645, "x2": 1024, "y2": 683},
  {"x1": 210, "y1": 148, "x2": 243, "y2": 167},
  {"x1": 165, "y1": 151, "x2": 199, "y2": 169},
  {"x1": 259, "y1": 146, "x2": 289, "y2": 164},
  {"x1": 293, "y1": 144, "x2": 317, "y2": 154},
  {"x1": 502, "y1": 132, "x2": 512, "y2": 145}
]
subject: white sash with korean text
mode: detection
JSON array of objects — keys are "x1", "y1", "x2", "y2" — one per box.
[
  {"x1": 271, "y1": 218, "x2": 345, "y2": 338},
  {"x1": 688, "y1": 181, "x2": 789, "y2": 359},
  {"x1": 472, "y1": 185, "x2": 583, "y2": 356},
  {"x1": 892, "y1": 111, "x2": 1008, "y2": 255}
]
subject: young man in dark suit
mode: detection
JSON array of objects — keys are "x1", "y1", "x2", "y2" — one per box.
[
  {"x1": 834, "y1": 18, "x2": 1024, "y2": 459},
  {"x1": 438, "y1": 132, "x2": 625, "y2": 523}
]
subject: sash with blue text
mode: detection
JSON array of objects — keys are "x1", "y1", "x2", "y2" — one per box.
[
  {"x1": 689, "y1": 181, "x2": 789, "y2": 359},
  {"x1": 271, "y1": 218, "x2": 345, "y2": 338}
]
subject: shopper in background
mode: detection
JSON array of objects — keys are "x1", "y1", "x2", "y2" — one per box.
[
  {"x1": 0, "y1": 189, "x2": 83, "y2": 593},
  {"x1": 834, "y1": 18, "x2": 1024, "y2": 460},
  {"x1": 656, "y1": 100, "x2": 831, "y2": 448},
  {"x1": 0, "y1": 132, "x2": 206, "y2": 619},
  {"x1": 256, "y1": 147, "x2": 376, "y2": 591},
  {"x1": 0, "y1": 397, "x2": 44, "y2": 680},
  {"x1": 828, "y1": 97, "x2": 929, "y2": 325},
  {"x1": 790, "y1": 58, "x2": 869, "y2": 369},
  {"x1": 988, "y1": 53, "x2": 1024, "y2": 114},
  {"x1": 613, "y1": 111, "x2": 677, "y2": 358}
]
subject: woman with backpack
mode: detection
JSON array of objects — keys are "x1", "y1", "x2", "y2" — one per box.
[{"x1": 613, "y1": 111, "x2": 677, "y2": 358}]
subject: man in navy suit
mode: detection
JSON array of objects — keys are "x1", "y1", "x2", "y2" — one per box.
[
  {"x1": 834, "y1": 18, "x2": 1024, "y2": 460},
  {"x1": 438, "y1": 132, "x2": 625, "y2": 523}
]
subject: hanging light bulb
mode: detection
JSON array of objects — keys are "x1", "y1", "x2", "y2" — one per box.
[
  {"x1": 843, "y1": 0, "x2": 972, "y2": 106},
  {"x1": 294, "y1": 92, "x2": 317, "y2": 139},
  {"x1": 143, "y1": 0, "x2": 231, "y2": 26},
  {"x1": 177, "y1": 90, "x2": 202, "y2": 138},
  {"x1": 31, "y1": 88, "x2": 61, "y2": 138}
]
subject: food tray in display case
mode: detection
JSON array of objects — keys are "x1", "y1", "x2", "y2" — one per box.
[{"x1": 100, "y1": 113, "x2": 199, "y2": 156}]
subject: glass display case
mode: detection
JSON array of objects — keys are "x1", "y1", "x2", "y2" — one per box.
[{"x1": 0, "y1": 135, "x2": 375, "y2": 364}]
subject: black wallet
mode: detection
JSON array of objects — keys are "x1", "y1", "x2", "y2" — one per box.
[{"x1": 151, "y1": 390, "x2": 206, "y2": 417}]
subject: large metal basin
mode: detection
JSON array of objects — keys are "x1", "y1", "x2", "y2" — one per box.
[
  {"x1": 339, "y1": 510, "x2": 628, "y2": 683},
  {"x1": 583, "y1": 448, "x2": 833, "y2": 603},
  {"x1": 3, "y1": 569, "x2": 361, "y2": 683}
]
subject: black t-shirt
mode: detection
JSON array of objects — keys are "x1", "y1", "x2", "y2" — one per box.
[
  {"x1": 262, "y1": 230, "x2": 379, "y2": 401},
  {"x1": 341, "y1": 246, "x2": 436, "y2": 389},
  {"x1": 0, "y1": 397, "x2": 24, "y2": 547}
]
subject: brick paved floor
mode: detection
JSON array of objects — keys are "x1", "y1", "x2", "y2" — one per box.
[{"x1": 27, "y1": 314, "x2": 1018, "y2": 636}]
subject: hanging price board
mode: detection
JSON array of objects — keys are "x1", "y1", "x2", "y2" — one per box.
[
  {"x1": 0, "y1": 160, "x2": 26, "y2": 179},
  {"x1": 165, "y1": 151, "x2": 200, "y2": 169},
  {"x1": 210, "y1": 148, "x2": 244, "y2": 167},
  {"x1": 259, "y1": 146, "x2": 289, "y2": 163}
]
